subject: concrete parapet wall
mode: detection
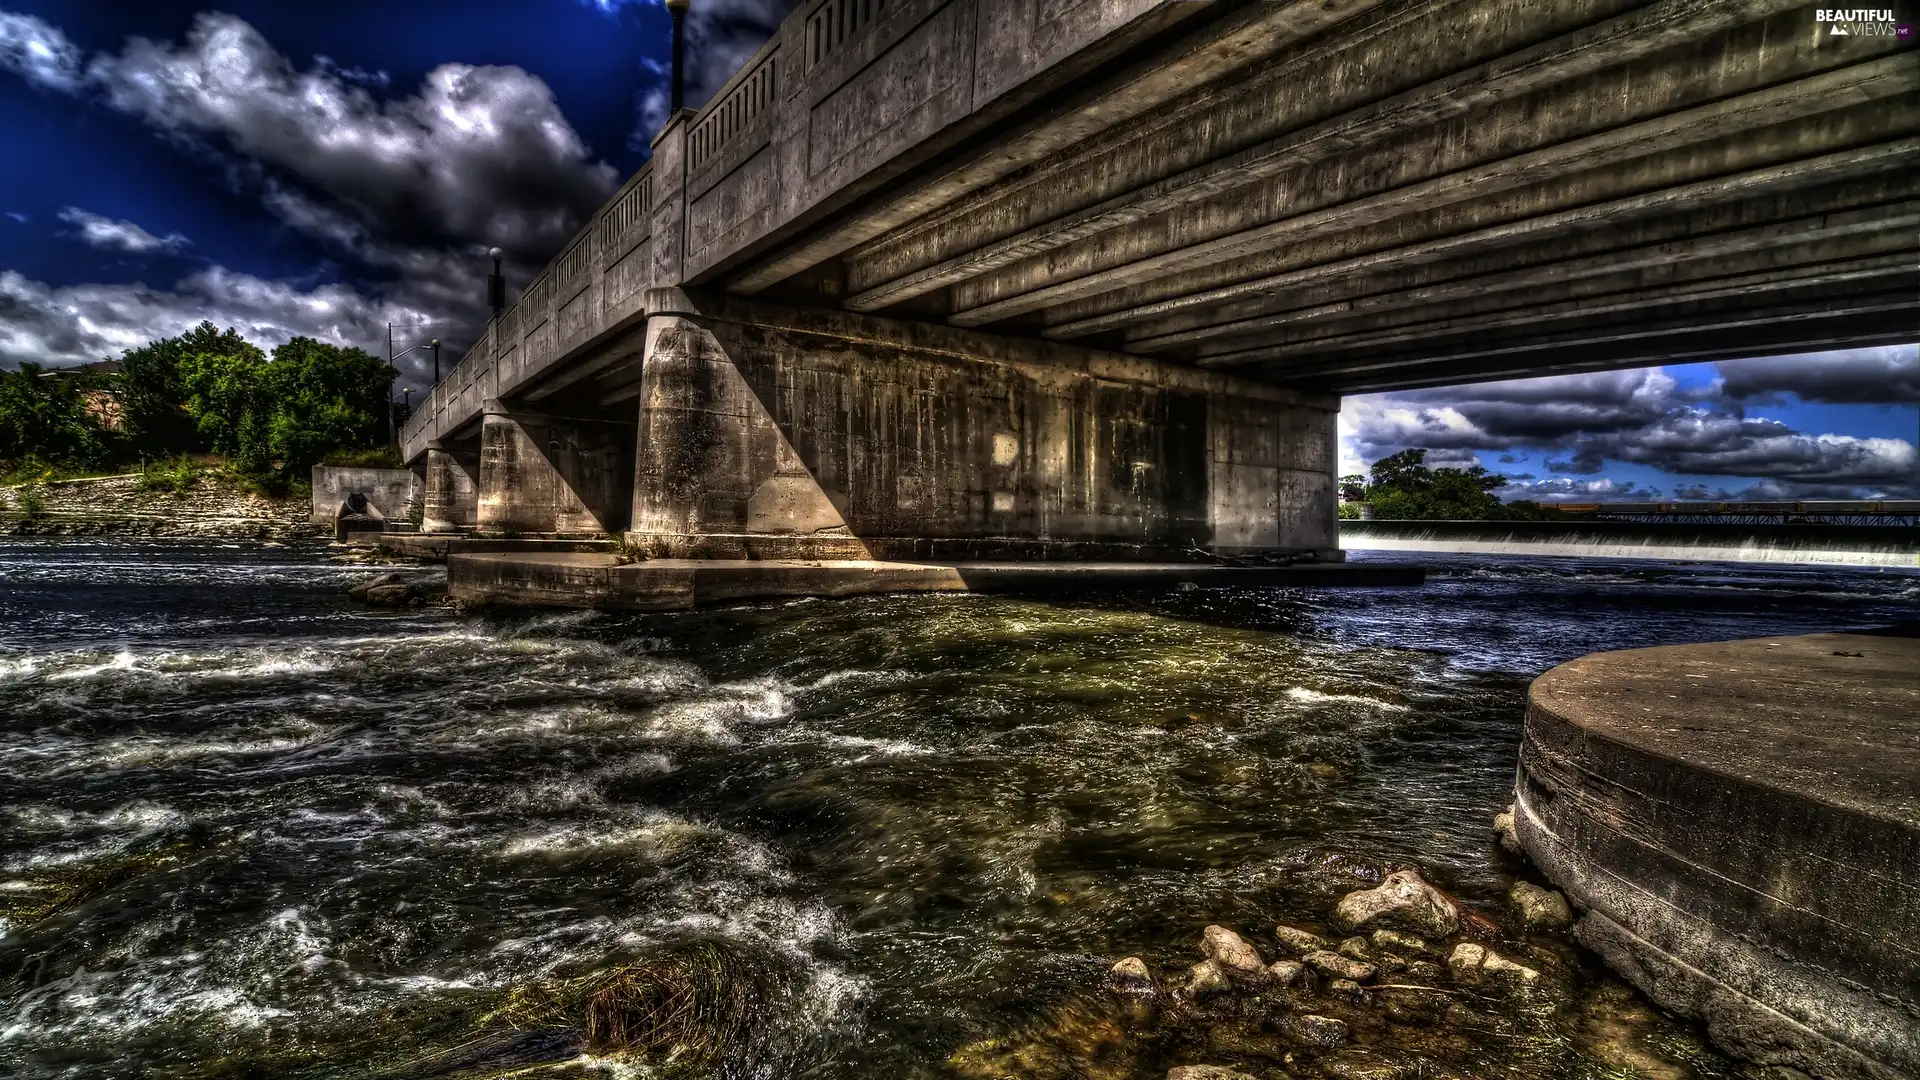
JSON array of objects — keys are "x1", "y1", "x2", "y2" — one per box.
[
  {"x1": 309, "y1": 467, "x2": 421, "y2": 529},
  {"x1": 1516, "y1": 631, "x2": 1920, "y2": 1080},
  {"x1": 630, "y1": 295, "x2": 1338, "y2": 560}
]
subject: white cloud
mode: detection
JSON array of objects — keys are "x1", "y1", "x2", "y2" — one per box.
[
  {"x1": 1498, "y1": 476, "x2": 1662, "y2": 501},
  {"x1": 56, "y1": 208, "x2": 191, "y2": 255},
  {"x1": 5, "y1": 212, "x2": 25, "y2": 224},
  {"x1": 0, "y1": 10, "x2": 82, "y2": 91},
  {"x1": 84, "y1": 13, "x2": 617, "y2": 258},
  {"x1": 1715, "y1": 345, "x2": 1920, "y2": 404},
  {"x1": 0, "y1": 268, "x2": 445, "y2": 387}
]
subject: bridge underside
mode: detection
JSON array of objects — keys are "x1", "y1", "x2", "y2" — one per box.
[
  {"x1": 408, "y1": 0, "x2": 1917, "y2": 557},
  {"x1": 712, "y1": 0, "x2": 1918, "y2": 394}
]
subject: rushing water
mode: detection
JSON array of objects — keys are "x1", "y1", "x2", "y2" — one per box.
[{"x1": 3, "y1": 538, "x2": 1917, "y2": 1080}]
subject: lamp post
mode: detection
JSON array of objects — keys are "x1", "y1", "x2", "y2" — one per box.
[
  {"x1": 388, "y1": 335, "x2": 441, "y2": 444},
  {"x1": 430, "y1": 338, "x2": 441, "y2": 384},
  {"x1": 487, "y1": 247, "x2": 505, "y2": 316},
  {"x1": 666, "y1": 0, "x2": 690, "y2": 114}
]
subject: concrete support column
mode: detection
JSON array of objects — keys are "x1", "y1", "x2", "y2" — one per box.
[
  {"x1": 477, "y1": 401, "x2": 637, "y2": 536},
  {"x1": 628, "y1": 293, "x2": 1341, "y2": 562},
  {"x1": 421, "y1": 441, "x2": 480, "y2": 533}
]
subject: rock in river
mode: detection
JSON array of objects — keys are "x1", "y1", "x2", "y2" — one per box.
[
  {"x1": 1273, "y1": 923, "x2": 1330, "y2": 957},
  {"x1": 1285, "y1": 1013, "x2": 1349, "y2": 1049},
  {"x1": 1183, "y1": 959, "x2": 1233, "y2": 998},
  {"x1": 1303, "y1": 949, "x2": 1376, "y2": 983},
  {"x1": 1200, "y1": 925, "x2": 1267, "y2": 983},
  {"x1": 1109, "y1": 956, "x2": 1157, "y2": 995},
  {"x1": 1448, "y1": 942, "x2": 1541, "y2": 992},
  {"x1": 1332, "y1": 869, "x2": 1460, "y2": 938},
  {"x1": 1509, "y1": 880, "x2": 1573, "y2": 931},
  {"x1": 1168, "y1": 1067, "x2": 1257, "y2": 1080}
]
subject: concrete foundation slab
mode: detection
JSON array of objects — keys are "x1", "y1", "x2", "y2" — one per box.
[
  {"x1": 445, "y1": 552, "x2": 1422, "y2": 609},
  {"x1": 1515, "y1": 630, "x2": 1920, "y2": 1080},
  {"x1": 371, "y1": 535, "x2": 616, "y2": 561}
]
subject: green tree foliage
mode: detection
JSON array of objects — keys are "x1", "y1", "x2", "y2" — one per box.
[
  {"x1": 1355, "y1": 448, "x2": 1564, "y2": 520},
  {"x1": 120, "y1": 322, "x2": 256, "y2": 455},
  {"x1": 0, "y1": 364, "x2": 106, "y2": 469},
  {"x1": 179, "y1": 335, "x2": 393, "y2": 479}
]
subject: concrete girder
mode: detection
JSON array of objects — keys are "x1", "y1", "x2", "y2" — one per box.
[
  {"x1": 1127, "y1": 201, "x2": 1920, "y2": 353},
  {"x1": 1198, "y1": 253, "x2": 1918, "y2": 368},
  {"x1": 947, "y1": 53, "x2": 1917, "y2": 327},
  {"x1": 1039, "y1": 140, "x2": 1920, "y2": 340},
  {"x1": 1320, "y1": 308, "x2": 1920, "y2": 394},
  {"x1": 723, "y1": 0, "x2": 1386, "y2": 295},
  {"x1": 843, "y1": 0, "x2": 1800, "y2": 313},
  {"x1": 1259, "y1": 290, "x2": 1920, "y2": 390}
]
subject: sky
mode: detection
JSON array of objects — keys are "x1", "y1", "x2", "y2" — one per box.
[{"x1": 0, "y1": 1, "x2": 1914, "y2": 500}]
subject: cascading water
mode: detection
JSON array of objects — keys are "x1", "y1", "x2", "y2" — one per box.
[{"x1": 3, "y1": 538, "x2": 1916, "y2": 1078}]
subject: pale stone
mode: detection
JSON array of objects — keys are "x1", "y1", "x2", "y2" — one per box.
[
  {"x1": 1184, "y1": 958, "x2": 1232, "y2": 997},
  {"x1": 1265, "y1": 959, "x2": 1306, "y2": 987},
  {"x1": 1332, "y1": 869, "x2": 1460, "y2": 937},
  {"x1": 1200, "y1": 924, "x2": 1267, "y2": 983},
  {"x1": 1109, "y1": 956, "x2": 1156, "y2": 994},
  {"x1": 1303, "y1": 949, "x2": 1376, "y2": 983},
  {"x1": 1509, "y1": 880, "x2": 1574, "y2": 931},
  {"x1": 1285, "y1": 1013, "x2": 1349, "y2": 1048},
  {"x1": 1272, "y1": 923, "x2": 1330, "y2": 956}
]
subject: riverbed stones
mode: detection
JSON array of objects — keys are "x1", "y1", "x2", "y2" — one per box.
[
  {"x1": 1285, "y1": 1013, "x2": 1349, "y2": 1048},
  {"x1": 1167, "y1": 1067, "x2": 1257, "y2": 1080},
  {"x1": 1303, "y1": 949, "x2": 1376, "y2": 983},
  {"x1": 1184, "y1": 959, "x2": 1233, "y2": 998},
  {"x1": 1200, "y1": 925, "x2": 1267, "y2": 983},
  {"x1": 1370, "y1": 929, "x2": 1430, "y2": 955},
  {"x1": 1448, "y1": 942, "x2": 1540, "y2": 992},
  {"x1": 1508, "y1": 881, "x2": 1573, "y2": 931},
  {"x1": 362, "y1": 582, "x2": 419, "y2": 606},
  {"x1": 1333, "y1": 870, "x2": 1460, "y2": 937},
  {"x1": 348, "y1": 572, "x2": 406, "y2": 599},
  {"x1": 1272, "y1": 924, "x2": 1330, "y2": 956},
  {"x1": 1109, "y1": 956, "x2": 1156, "y2": 994},
  {"x1": 1265, "y1": 959, "x2": 1306, "y2": 987},
  {"x1": 1337, "y1": 935, "x2": 1372, "y2": 960},
  {"x1": 1493, "y1": 804, "x2": 1523, "y2": 855}
]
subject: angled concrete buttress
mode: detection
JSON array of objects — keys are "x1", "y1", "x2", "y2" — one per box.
[
  {"x1": 422, "y1": 441, "x2": 481, "y2": 533},
  {"x1": 628, "y1": 288, "x2": 1340, "y2": 561},
  {"x1": 476, "y1": 401, "x2": 638, "y2": 537}
]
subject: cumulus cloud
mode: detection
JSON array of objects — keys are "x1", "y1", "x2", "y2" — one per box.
[
  {"x1": 1497, "y1": 477, "x2": 1663, "y2": 501},
  {"x1": 0, "y1": 8, "x2": 627, "y2": 384},
  {"x1": 0, "y1": 268, "x2": 446, "y2": 386},
  {"x1": 84, "y1": 12, "x2": 617, "y2": 258},
  {"x1": 0, "y1": 10, "x2": 82, "y2": 91},
  {"x1": 1715, "y1": 345, "x2": 1920, "y2": 405},
  {"x1": 1342, "y1": 350, "x2": 1920, "y2": 500},
  {"x1": 56, "y1": 208, "x2": 190, "y2": 255},
  {"x1": 618, "y1": 0, "x2": 796, "y2": 144}
]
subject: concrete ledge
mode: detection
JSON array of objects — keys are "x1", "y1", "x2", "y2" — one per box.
[
  {"x1": 373, "y1": 535, "x2": 616, "y2": 562},
  {"x1": 624, "y1": 530, "x2": 1343, "y2": 564},
  {"x1": 446, "y1": 553, "x2": 1422, "y2": 610},
  {"x1": 1515, "y1": 630, "x2": 1920, "y2": 1080}
]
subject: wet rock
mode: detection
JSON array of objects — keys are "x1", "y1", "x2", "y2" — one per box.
[
  {"x1": 1265, "y1": 959, "x2": 1306, "y2": 988},
  {"x1": 1406, "y1": 959, "x2": 1446, "y2": 982},
  {"x1": 1448, "y1": 943, "x2": 1540, "y2": 993},
  {"x1": 1374, "y1": 953, "x2": 1410, "y2": 976},
  {"x1": 1183, "y1": 959, "x2": 1233, "y2": 998},
  {"x1": 1284, "y1": 1013, "x2": 1349, "y2": 1049},
  {"x1": 1168, "y1": 1067, "x2": 1257, "y2": 1080},
  {"x1": 1200, "y1": 924, "x2": 1267, "y2": 983},
  {"x1": 1109, "y1": 956, "x2": 1157, "y2": 995},
  {"x1": 1379, "y1": 986, "x2": 1449, "y2": 1026},
  {"x1": 1337, "y1": 935, "x2": 1372, "y2": 960},
  {"x1": 1272, "y1": 924, "x2": 1330, "y2": 957},
  {"x1": 1332, "y1": 869, "x2": 1460, "y2": 938},
  {"x1": 1320, "y1": 1051, "x2": 1425, "y2": 1080},
  {"x1": 1493, "y1": 804, "x2": 1523, "y2": 856},
  {"x1": 1327, "y1": 977, "x2": 1367, "y2": 1003},
  {"x1": 1370, "y1": 929, "x2": 1429, "y2": 956},
  {"x1": 1303, "y1": 949, "x2": 1376, "y2": 983},
  {"x1": 349, "y1": 572, "x2": 406, "y2": 600},
  {"x1": 363, "y1": 582, "x2": 417, "y2": 606},
  {"x1": 1508, "y1": 881, "x2": 1573, "y2": 931}
]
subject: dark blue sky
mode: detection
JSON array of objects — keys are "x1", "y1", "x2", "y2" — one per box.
[{"x1": 0, "y1": 1, "x2": 1913, "y2": 499}]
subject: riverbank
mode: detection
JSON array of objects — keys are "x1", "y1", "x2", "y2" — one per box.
[
  {"x1": 1342, "y1": 519, "x2": 1919, "y2": 568},
  {"x1": 0, "y1": 473, "x2": 314, "y2": 539}
]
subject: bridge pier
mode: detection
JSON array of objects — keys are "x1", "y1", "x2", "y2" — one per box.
[
  {"x1": 476, "y1": 402, "x2": 636, "y2": 537},
  {"x1": 628, "y1": 292, "x2": 1339, "y2": 561},
  {"x1": 421, "y1": 441, "x2": 480, "y2": 533}
]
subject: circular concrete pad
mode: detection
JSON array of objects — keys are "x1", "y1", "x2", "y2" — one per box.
[{"x1": 1516, "y1": 629, "x2": 1919, "y2": 1080}]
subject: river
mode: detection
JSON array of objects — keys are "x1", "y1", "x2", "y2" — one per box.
[{"x1": 3, "y1": 538, "x2": 1916, "y2": 1079}]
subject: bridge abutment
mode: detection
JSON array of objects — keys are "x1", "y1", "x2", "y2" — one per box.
[
  {"x1": 628, "y1": 292, "x2": 1340, "y2": 561},
  {"x1": 476, "y1": 402, "x2": 637, "y2": 537}
]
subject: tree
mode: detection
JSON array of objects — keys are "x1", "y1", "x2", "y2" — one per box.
[
  {"x1": 121, "y1": 322, "x2": 256, "y2": 456},
  {"x1": 1359, "y1": 448, "x2": 1508, "y2": 520},
  {"x1": 261, "y1": 337, "x2": 392, "y2": 477},
  {"x1": 0, "y1": 364, "x2": 106, "y2": 469},
  {"x1": 179, "y1": 333, "x2": 272, "y2": 471}
]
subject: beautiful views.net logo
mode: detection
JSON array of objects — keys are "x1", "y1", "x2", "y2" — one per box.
[{"x1": 1813, "y1": 8, "x2": 1911, "y2": 35}]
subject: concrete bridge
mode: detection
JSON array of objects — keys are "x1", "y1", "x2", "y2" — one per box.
[{"x1": 400, "y1": 0, "x2": 1918, "y2": 560}]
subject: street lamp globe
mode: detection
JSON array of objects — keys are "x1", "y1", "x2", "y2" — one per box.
[{"x1": 664, "y1": 0, "x2": 690, "y2": 12}]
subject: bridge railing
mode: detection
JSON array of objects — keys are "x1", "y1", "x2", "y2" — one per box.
[{"x1": 402, "y1": 162, "x2": 656, "y2": 459}]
